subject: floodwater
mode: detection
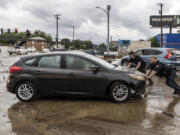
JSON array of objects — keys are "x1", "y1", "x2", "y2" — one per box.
[{"x1": 0, "y1": 46, "x2": 180, "y2": 135}]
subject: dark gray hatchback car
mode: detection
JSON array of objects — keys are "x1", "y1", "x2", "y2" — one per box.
[{"x1": 7, "y1": 52, "x2": 146, "y2": 103}]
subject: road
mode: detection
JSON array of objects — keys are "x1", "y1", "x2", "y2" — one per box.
[{"x1": 0, "y1": 46, "x2": 180, "y2": 135}]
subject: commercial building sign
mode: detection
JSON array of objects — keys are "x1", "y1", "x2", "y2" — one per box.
[{"x1": 150, "y1": 15, "x2": 180, "y2": 27}]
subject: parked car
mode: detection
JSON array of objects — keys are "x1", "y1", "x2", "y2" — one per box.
[
  {"x1": 7, "y1": 46, "x2": 28, "y2": 55},
  {"x1": 6, "y1": 52, "x2": 146, "y2": 103},
  {"x1": 27, "y1": 47, "x2": 36, "y2": 53},
  {"x1": 85, "y1": 49, "x2": 104, "y2": 59},
  {"x1": 121, "y1": 48, "x2": 180, "y2": 71}
]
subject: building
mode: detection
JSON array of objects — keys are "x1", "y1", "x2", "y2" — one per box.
[
  {"x1": 26, "y1": 36, "x2": 47, "y2": 50},
  {"x1": 155, "y1": 33, "x2": 180, "y2": 49},
  {"x1": 111, "y1": 40, "x2": 151, "y2": 52},
  {"x1": 128, "y1": 41, "x2": 151, "y2": 51}
]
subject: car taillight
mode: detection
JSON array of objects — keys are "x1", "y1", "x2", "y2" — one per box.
[
  {"x1": 9, "y1": 66, "x2": 22, "y2": 74},
  {"x1": 164, "y1": 49, "x2": 172, "y2": 59}
]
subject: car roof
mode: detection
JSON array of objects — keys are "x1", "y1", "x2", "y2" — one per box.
[{"x1": 21, "y1": 51, "x2": 87, "y2": 60}]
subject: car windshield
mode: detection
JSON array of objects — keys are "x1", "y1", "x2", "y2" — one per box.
[{"x1": 84, "y1": 54, "x2": 115, "y2": 69}]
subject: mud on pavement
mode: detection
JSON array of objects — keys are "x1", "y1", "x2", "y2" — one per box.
[{"x1": 0, "y1": 46, "x2": 180, "y2": 135}]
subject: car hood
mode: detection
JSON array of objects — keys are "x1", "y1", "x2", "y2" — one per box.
[{"x1": 113, "y1": 66, "x2": 144, "y2": 75}]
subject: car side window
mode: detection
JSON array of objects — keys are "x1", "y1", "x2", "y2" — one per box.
[
  {"x1": 24, "y1": 58, "x2": 36, "y2": 66},
  {"x1": 143, "y1": 50, "x2": 152, "y2": 55},
  {"x1": 37, "y1": 55, "x2": 61, "y2": 69},
  {"x1": 66, "y1": 55, "x2": 96, "y2": 70},
  {"x1": 150, "y1": 50, "x2": 162, "y2": 55}
]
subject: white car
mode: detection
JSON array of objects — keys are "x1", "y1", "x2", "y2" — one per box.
[
  {"x1": 8, "y1": 46, "x2": 28, "y2": 55},
  {"x1": 41, "y1": 48, "x2": 50, "y2": 53},
  {"x1": 27, "y1": 47, "x2": 36, "y2": 53}
]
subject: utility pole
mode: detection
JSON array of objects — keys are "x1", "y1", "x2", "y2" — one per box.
[
  {"x1": 158, "y1": 3, "x2": 163, "y2": 48},
  {"x1": 72, "y1": 26, "x2": 75, "y2": 42},
  {"x1": 107, "y1": 5, "x2": 111, "y2": 54},
  {"x1": 54, "y1": 13, "x2": 60, "y2": 48}
]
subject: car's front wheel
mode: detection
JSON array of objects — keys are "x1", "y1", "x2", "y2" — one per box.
[
  {"x1": 109, "y1": 82, "x2": 131, "y2": 103},
  {"x1": 15, "y1": 82, "x2": 39, "y2": 102}
]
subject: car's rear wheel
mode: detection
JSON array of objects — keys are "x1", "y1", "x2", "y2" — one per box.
[
  {"x1": 109, "y1": 82, "x2": 131, "y2": 103},
  {"x1": 122, "y1": 60, "x2": 129, "y2": 67},
  {"x1": 15, "y1": 82, "x2": 39, "y2": 102}
]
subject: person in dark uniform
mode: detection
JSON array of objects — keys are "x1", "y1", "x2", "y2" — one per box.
[
  {"x1": 145, "y1": 56, "x2": 180, "y2": 95},
  {"x1": 128, "y1": 51, "x2": 146, "y2": 73}
]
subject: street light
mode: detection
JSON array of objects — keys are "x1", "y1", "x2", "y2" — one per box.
[{"x1": 96, "y1": 5, "x2": 111, "y2": 55}]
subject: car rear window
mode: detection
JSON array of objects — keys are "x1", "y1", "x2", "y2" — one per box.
[{"x1": 24, "y1": 58, "x2": 36, "y2": 66}]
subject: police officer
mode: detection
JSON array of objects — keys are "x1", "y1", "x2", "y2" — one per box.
[
  {"x1": 145, "y1": 56, "x2": 180, "y2": 95},
  {"x1": 128, "y1": 51, "x2": 146, "y2": 73}
]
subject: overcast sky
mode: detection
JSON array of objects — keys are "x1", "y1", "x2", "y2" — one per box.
[{"x1": 0, "y1": 0, "x2": 180, "y2": 44}]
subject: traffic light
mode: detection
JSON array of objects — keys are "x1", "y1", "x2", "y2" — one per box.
[
  {"x1": 0, "y1": 28, "x2": 3, "y2": 34},
  {"x1": 7, "y1": 29, "x2": 11, "y2": 34},
  {"x1": 26, "y1": 29, "x2": 31, "y2": 37},
  {"x1": 15, "y1": 28, "x2": 18, "y2": 33}
]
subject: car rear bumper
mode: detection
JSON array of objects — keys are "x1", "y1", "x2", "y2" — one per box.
[
  {"x1": 167, "y1": 63, "x2": 180, "y2": 71},
  {"x1": 6, "y1": 76, "x2": 16, "y2": 94}
]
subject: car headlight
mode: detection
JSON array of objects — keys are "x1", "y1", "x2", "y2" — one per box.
[{"x1": 128, "y1": 74, "x2": 145, "y2": 80}]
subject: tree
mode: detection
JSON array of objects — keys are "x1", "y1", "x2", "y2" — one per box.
[
  {"x1": 32, "y1": 30, "x2": 52, "y2": 44},
  {"x1": 61, "y1": 38, "x2": 71, "y2": 49},
  {"x1": 99, "y1": 43, "x2": 106, "y2": 51},
  {"x1": 148, "y1": 37, "x2": 159, "y2": 48},
  {"x1": 0, "y1": 30, "x2": 53, "y2": 46}
]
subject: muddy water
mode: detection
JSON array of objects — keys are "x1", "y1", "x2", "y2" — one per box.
[
  {"x1": 1, "y1": 46, "x2": 180, "y2": 135},
  {"x1": 0, "y1": 75, "x2": 179, "y2": 135}
]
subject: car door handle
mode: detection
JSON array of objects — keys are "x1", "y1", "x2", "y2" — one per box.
[{"x1": 35, "y1": 70, "x2": 41, "y2": 73}]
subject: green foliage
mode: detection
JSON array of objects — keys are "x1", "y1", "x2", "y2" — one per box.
[
  {"x1": 148, "y1": 37, "x2": 159, "y2": 48},
  {"x1": 60, "y1": 38, "x2": 93, "y2": 50},
  {"x1": 0, "y1": 30, "x2": 52, "y2": 45},
  {"x1": 61, "y1": 38, "x2": 71, "y2": 49},
  {"x1": 31, "y1": 30, "x2": 52, "y2": 44},
  {"x1": 99, "y1": 43, "x2": 106, "y2": 51}
]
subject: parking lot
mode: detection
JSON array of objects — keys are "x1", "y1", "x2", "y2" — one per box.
[{"x1": 0, "y1": 46, "x2": 180, "y2": 135}]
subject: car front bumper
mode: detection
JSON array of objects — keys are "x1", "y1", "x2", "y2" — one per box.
[{"x1": 131, "y1": 79, "x2": 146, "y2": 95}]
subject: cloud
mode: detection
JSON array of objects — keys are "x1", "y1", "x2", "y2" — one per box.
[{"x1": 0, "y1": 0, "x2": 179, "y2": 44}]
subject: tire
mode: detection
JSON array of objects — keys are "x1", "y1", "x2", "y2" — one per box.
[
  {"x1": 122, "y1": 60, "x2": 129, "y2": 67},
  {"x1": 15, "y1": 81, "x2": 39, "y2": 102},
  {"x1": 109, "y1": 82, "x2": 131, "y2": 103}
]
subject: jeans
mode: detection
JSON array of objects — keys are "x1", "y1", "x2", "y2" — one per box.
[{"x1": 166, "y1": 70, "x2": 180, "y2": 91}]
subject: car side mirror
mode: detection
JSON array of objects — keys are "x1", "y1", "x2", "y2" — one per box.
[{"x1": 91, "y1": 66, "x2": 99, "y2": 73}]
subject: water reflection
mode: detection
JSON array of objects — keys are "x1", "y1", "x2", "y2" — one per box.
[{"x1": 8, "y1": 98, "x2": 147, "y2": 135}]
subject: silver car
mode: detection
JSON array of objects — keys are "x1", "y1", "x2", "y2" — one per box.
[{"x1": 121, "y1": 48, "x2": 180, "y2": 71}]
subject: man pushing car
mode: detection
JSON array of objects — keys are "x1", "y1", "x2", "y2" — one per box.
[{"x1": 145, "y1": 56, "x2": 180, "y2": 95}]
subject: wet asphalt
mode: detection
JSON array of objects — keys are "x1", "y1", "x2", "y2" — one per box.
[{"x1": 0, "y1": 46, "x2": 180, "y2": 135}]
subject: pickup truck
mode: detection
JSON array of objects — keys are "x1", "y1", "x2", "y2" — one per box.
[{"x1": 7, "y1": 46, "x2": 28, "y2": 55}]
